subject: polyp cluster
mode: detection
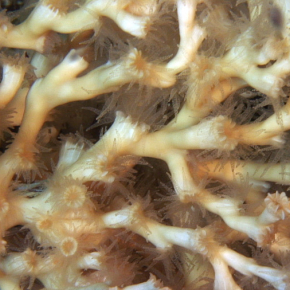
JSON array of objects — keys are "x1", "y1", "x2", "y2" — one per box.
[{"x1": 1, "y1": 0, "x2": 290, "y2": 289}]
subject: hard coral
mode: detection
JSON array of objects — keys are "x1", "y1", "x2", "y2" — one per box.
[{"x1": 1, "y1": 0, "x2": 290, "y2": 290}]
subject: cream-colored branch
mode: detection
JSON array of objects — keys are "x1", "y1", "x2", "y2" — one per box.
[
  {"x1": 166, "y1": 0, "x2": 205, "y2": 73},
  {"x1": 0, "y1": 54, "x2": 29, "y2": 109},
  {"x1": 198, "y1": 159, "x2": 290, "y2": 185},
  {"x1": 0, "y1": 0, "x2": 152, "y2": 51},
  {"x1": 232, "y1": 98, "x2": 290, "y2": 146},
  {"x1": 165, "y1": 78, "x2": 246, "y2": 131}
]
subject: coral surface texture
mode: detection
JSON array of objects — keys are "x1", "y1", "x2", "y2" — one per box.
[{"x1": 1, "y1": 0, "x2": 290, "y2": 289}]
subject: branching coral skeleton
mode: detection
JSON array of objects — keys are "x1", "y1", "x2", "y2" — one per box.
[{"x1": 1, "y1": 0, "x2": 290, "y2": 289}]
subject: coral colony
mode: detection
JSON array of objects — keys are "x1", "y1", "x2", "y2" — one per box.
[{"x1": 1, "y1": 0, "x2": 290, "y2": 289}]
